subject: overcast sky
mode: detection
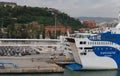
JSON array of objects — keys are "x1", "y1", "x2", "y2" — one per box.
[{"x1": 0, "y1": 0, "x2": 120, "y2": 18}]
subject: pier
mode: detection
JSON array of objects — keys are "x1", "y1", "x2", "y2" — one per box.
[
  {"x1": 0, "y1": 55, "x2": 64, "y2": 73},
  {"x1": 0, "y1": 39, "x2": 66, "y2": 73}
]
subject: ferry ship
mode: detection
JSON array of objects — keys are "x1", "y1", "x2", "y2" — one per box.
[{"x1": 65, "y1": 20, "x2": 120, "y2": 70}]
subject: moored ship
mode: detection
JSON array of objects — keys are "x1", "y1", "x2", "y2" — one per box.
[{"x1": 65, "y1": 18, "x2": 120, "y2": 70}]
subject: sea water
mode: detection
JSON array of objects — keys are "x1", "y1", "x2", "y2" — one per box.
[{"x1": 1, "y1": 68, "x2": 120, "y2": 76}]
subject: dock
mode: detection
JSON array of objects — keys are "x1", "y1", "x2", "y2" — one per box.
[
  {"x1": 0, "y1": 39, "x2": 73, "y2": 73},
  {"x1": 0, "y1": 56, "x2": 64, "y2": 73}
]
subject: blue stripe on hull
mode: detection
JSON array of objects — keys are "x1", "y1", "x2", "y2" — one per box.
[
  {"x1": 66, "y1": 63, "x2": 82, "y2": 70},
  {"x1": 93, "y1": 46, "x2": 120, "y2": 68},
  {"x1": 88, "y1": 32, "x2": 120, "y2": 45}
]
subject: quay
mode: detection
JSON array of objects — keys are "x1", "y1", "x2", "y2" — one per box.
[
  {"x1": 0, "y1": 56, "x2": 64, "y2": 73},
  {"x1": 0, "y1": 39, "x2": 74, "y2": 73},
  {"x1": 0, "y1": 67, "x2": 63, "y2": 73}
]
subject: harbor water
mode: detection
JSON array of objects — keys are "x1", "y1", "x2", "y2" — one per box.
[{"x1": 1, "y1": 68, "x2": 120, "y2": 76}]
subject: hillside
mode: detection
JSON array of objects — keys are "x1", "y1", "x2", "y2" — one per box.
[
  {"x1": 0, "y1": 6, "x2": 83, "y2": 30},
  {"x1": 78, "y1": 17, "x2": 117, "y2": 23}
]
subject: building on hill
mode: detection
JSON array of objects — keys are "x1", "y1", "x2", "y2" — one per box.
[
  {"x1": 45, "y1": 25, "x2": 71, "y2": 33},
  {"x1": 82, "y1": 21, "x2": 96, "y2": 28},
  {"x1": 0, "y1": 2, "x2": 17, "y2": 8},
  {"x1": 45, "y1": 25, "x2": 71, "y2": 38}
]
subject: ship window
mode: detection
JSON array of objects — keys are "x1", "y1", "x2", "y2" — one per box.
[
  {"x1": 80, "y1": 53, "x2": 86, "y2": 55},
  {"x1": 80, "y1": 53, "x2": 84, "y2": 55},
  {"x1": 66, "y1": 44, "x2": 70, "y2": 46},
  {"x1": 98, "y1": 48, "x2": 100, "y2": 50},
  {"x1": 84, "y1": 53, "x2": 86, "y2": 55},
  {"x1": 97, "y1": 42, "x2": 99, "y2": 45},
  {"x1": 110, "y1": 48, "x2": 112, "y2": 50},
  {"x1": 80, "y1": 41, "x2": 82, "y2": 44},
  {"x1": 65, "y1": 48, "x2": 67, "y2": 50},
  {"x1": 96, "y1": 42, "x2": 98, "y2": 44},
  {"x1": 68, "y1": 49, "x2": 72, "y2": 51},
  {"x1": 88, "y1": 50, "x2": 93, "y2": 52},
  {"x1": 79, "y1": 47, "x2": 83, "y2": 49},
  {"x1": 84, "y1": 47, "x2": 93, "y2": 50},
  {"x1": 83, "y1": 41, "x2": 86, "y2": 44},
  {"x1": 95, "y1": 42, "x2": 97, "y2": 45},
  {"x1": 107, "y1": 42, "x2": 109, "y2": 44},
  {"x1": 106, "y1": 48, "x2": 108, "y2": 50},
  {"x1": 80, "y1": 41, "x2": 86, "y2": 44},
  {"x1": 101, "y1": 48, "x2": 103, "y2": 50}
]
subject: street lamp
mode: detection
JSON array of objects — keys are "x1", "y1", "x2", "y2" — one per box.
[
  {"x1": 1, "y1": 18, "x2": 4, "y2": 33},
  {"x1": 54, "y1": 14, "x2": 57, "y2": 39},
  {"x1": 51, "y1": 12, "x2": 57, "y2": 39}
]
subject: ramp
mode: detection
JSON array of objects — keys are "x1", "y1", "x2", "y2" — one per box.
[
  {"x1": 66, "y1": 38, "x2": 82, "y2": 64},
  {"x1": 66, "y1": 63, "x2": 82, "y2": 70}
]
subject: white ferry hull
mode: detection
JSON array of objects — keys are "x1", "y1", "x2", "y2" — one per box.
[
  {"x1": 65, "y1": 37, "x2": 120, "y2": 70},
  {"x1": 80, "y1": 56, "x2": 117, "y2": 70}
]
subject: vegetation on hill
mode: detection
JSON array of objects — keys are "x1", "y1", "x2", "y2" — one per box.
[
  {"x1": 0, "y1": 6, "x2": 83, "y2": 29},
  {"x1": 0, "y1": 6, "x2": 83, "y2": 38}
]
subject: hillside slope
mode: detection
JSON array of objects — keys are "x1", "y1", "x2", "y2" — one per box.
[{"x1": 0, "y1": 6, "x2": 83, "y2": 30}]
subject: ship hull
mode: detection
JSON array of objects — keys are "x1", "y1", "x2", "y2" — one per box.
[{"x1": 65, "y1": 37, "x2": 119, "y2": 70}]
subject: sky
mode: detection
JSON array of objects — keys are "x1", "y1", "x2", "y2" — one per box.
[{"x1": 0, "y1": 0, "x2": 120, "y2": 18}]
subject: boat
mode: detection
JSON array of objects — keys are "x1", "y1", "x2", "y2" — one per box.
[{"x1": 65, "y1": 17, "x2": 120, "y2": 70}]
